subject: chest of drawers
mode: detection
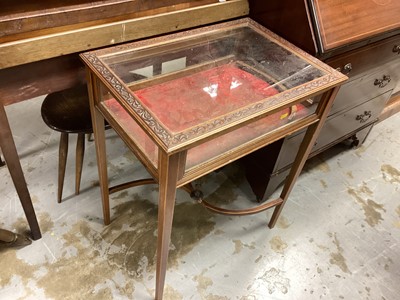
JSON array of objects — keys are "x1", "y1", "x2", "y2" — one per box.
[{"x1": 245, "y1": 0, "x2": 400, "y2": 200}]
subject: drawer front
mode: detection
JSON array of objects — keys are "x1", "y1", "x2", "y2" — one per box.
[
  {"x1": 330, "y1": 61, "x2": 400, "y2": 115},
  {"x1": 326, "y1": 34, "x2": 400, "y2": 80},
  {"x1": 275, "y1": 91, "x2": 392, "y2": 170},
  {"x1": 315, "y1": 91, "x2": 390, "y2": 149}
]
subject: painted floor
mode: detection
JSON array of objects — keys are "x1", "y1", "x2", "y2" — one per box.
[{"x1": 0, "y1": 96, "x2": 399, "y2": 300}]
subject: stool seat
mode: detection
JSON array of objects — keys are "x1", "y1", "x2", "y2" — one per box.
[{"x1": 41, "y1": 85, "x2": 93, "y2": 134}]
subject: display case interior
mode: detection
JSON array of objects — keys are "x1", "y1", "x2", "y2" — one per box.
[{"x1": 84, "y1": 19, "x2": 344, "y2": 177}]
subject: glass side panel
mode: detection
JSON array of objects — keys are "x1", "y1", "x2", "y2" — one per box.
[
  {"x1": 101, "y1": 26, "x2": 324, "y2": 134},
  {"x1": 99, "y1": 95, "x2": 317, "y2": 172},
  {"x1": 102, "y1": 99, "x2": 158, "y2": 168},
  {"x1": 186, "y1": 97, "x2": 317, "y2": 170}
]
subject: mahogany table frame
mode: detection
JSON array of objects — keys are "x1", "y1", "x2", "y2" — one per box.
[
  {"x1": 0, "y1": 0, "x2": 248, "y2": 242},
  {"x1": 82, "y1": 18, "x2": 347, "y2": 299}
]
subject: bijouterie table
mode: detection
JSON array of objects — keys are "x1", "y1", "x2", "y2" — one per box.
[
  {"x1": 80, "y1": 18, "x2": 347, "y2": 300},
  {"x1": 0, "y1": 0, "x2": 248, "y2": 242}
]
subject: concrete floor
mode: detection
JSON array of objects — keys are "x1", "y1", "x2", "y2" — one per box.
[{"x1": 0, "y1": 96, "x2": 399, "y2": 300}]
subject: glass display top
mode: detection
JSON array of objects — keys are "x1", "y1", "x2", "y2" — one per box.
[{"x1": 81, "y1": 18, "x2": 346, "y2": 151}]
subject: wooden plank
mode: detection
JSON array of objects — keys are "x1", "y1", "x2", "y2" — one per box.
[
  {"x1": 0, "y1": 0, "x2": 249, "y2": 69},
  {"x1": 0, "y1": 1, "x2": 217, "y2": 37},
  {"x1": 0, "y1": 54, "x2": 85, "y2": 105}
]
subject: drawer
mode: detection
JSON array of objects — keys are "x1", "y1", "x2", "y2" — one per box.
[
  {"x1": 330, "y1": 60, "x2": 400, "y2": 115},
  {"x1": 315, "y1": 91, "x2": 390, "y2": 150},
  {"x1": 275, "y1": 91, "x2": 392, "y2": 170},
  {"x1": 326, "y1": 34, "x2": 400, "y2": 80}
]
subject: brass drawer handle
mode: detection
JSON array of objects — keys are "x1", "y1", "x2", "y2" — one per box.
[
  {"x1": 356, "y1": 111, "x2": 372, "y2": 123},
  {"x1": 335, "y1": 63, "x2": 352, "y2": 74},
  {"x1": 393, "y1": 45, "x2": 400, "y2": 54},
  {"x1": 343, "y1": 63, "x2": 352, "y2": 74},
  {"x1": 374, "y1": 75, "x2": 391, "y2": 88}
]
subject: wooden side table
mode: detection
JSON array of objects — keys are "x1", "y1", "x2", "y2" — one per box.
[{"x1": 81, "y1": 18, "x2": 347, "y2": 300}]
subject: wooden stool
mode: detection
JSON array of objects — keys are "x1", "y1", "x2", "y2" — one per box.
[{"x1": 41, "y1": 85, "x2": 97, "y2": 203}]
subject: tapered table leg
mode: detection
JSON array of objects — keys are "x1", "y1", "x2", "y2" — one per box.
[
  {"x1": 92, "y1": 108, "x2": 110, "y2": 224},
  {"x1": 155, "y1": 151, "x2": 186, "y2": 300},
  {"x1": 268, "y1": 87, "x2": 340, "y2": 228},
  {"x1": 0, "y1": 104, "x2": 41, "y2": 240},
  {"x1": 86, "y1": 74, "x2": 111, "y2": 225}
]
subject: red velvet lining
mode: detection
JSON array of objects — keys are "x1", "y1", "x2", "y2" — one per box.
[{"x1": 133, "y1": 64, "x2": 280, "y2": 133}]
